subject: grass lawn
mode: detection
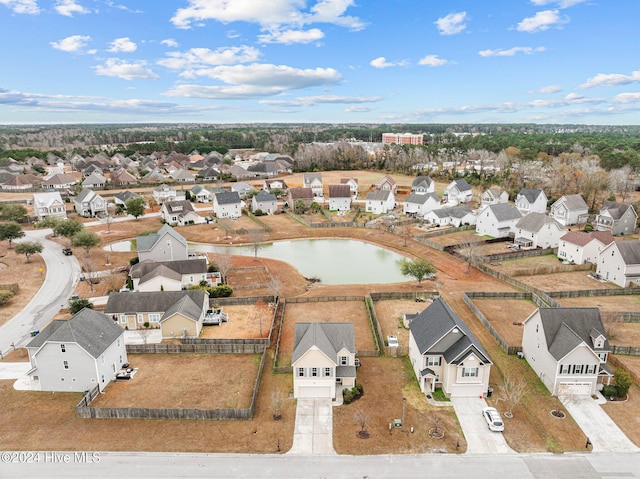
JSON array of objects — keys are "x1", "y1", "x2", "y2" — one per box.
[
  {"x1": 199, "y1": 303, "x2": 275, "y2": 339},
  {"x1": 373, "y1": 299, "x2": 423, "y2": 349},
  {"x1": 471, "y1": 298, "x2": 539, "y2": 348}
]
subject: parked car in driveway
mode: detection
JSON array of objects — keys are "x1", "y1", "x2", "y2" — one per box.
[
  {"x1": 482, "y1": 407, "x2": 504, "y2": 432},
  {"x1": 62, "y1": 247, "x2": 73, "y2": 256}
]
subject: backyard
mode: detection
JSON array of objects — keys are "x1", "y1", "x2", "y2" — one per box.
[
  {"x1": 199, "y1": 303, "x2": 275, "y2": 339},
  {"x1": 470, "y1": 298, "x2": 539, "y2": 348}
]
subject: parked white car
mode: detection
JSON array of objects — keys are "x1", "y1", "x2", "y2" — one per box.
[{"x1": 482, "y1": 407, "x2": 504, "y2": 432}]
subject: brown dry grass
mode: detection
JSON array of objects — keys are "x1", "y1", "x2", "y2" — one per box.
[
  {"x1": 200, "y1": 304, "x2": 274, "y2": 339},
  {"x1": 373, "y1": 300, "x2": 423, "y2": 348},
  {"x1": 471, "y1": 298, "x2": 539, "y2": 347},
  {"x1": 556, "y1": 294, "x2": 640, "y2": 312},
  {"x1": 91, "y1": 354, "x2": 259, "y2": 409},
  {"x1": 333, "y1": 356, "x2": 465, "y2": 454},
  {"x1": 606, "y1": 323, "x2": 640, "y2": 347},
  {"x1": 0, "y1": 347, "x2": 29, "y2": 362},
  {"x1": 516, "y1": 271, "x2": 620, "y2": 291},
  {"x1": 602, "y1": 384, "x2": 640, "y2": 447},
  {"x1": 0, "y1": 241, "x2": 46, "y2": 327}
]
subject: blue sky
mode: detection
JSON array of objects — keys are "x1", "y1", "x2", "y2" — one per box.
[{"x1": 1, "y1": 0, "x2": 639, "y2": 125}]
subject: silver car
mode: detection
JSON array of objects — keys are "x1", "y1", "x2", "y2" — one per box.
[{"x1": 482, "y1": 407, "x2": 504, "y2": 432}]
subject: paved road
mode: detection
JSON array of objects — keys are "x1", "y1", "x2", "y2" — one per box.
[
  {"x1": 0, "y1": 229, "x2": 80, "y2": 357},
  {"x1": 1, "y1": 451, "x2": 639, "y2": 478}
]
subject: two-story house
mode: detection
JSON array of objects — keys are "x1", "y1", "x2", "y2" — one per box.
[
  {"x1": 411, "y1": 176, "x2": 435, "y2": 195},
  {"x1": 129, "y1": 258, "x2": 219, "y2": 292},
  {"x1": 557, "y1": 230, "x2": 614, "y2": 265},
  {"x1": 251, "y1": 190, "x2": 278, "y2": 214},
  {"x1": 152, "y1": 184, "x2": 177, "y2": 205},
  {"x1": 549, "y1": 194, "x2": 589, "y2": 226},
  {"x1": 303, "y1": 173, "x2": 323, "y2": 197},
  {"x1": 480, "y1": 188, "x2": 509, "y2": 207},
  {"x1": 292, "y1": 322, "x2": 356, "y2": 399},
  {"x1": 475, "y1": 203, "x2": 522, "y2": 238},
  {"x1": 595, "y1": 201, "x2": 637, "y2": 236},
  {"x1": 328, "y1": 184, "x2": 352, "y2": 211},
  {"x1": 160, "y1": 200, "x2": 202, "y2": 226},
  {"x1": 443, "y1": 179, "x2": 473, "y2": 205},
  {"x1": 423, "y1": 205, "x2": 476, "y2": 227},
  {"x1": 33, "y1": 191, "x2": 67, "y2": 221},
  {"x1": 136, "y1": 224, "x2": 189, "y2": 262},
  {"x1": 213, "y1": 191, "x2": 242, "y2": 219},
  {"x1": 522, "y1": 307, "x2": 612, "y2": 396},
  {"x1": 513, "y1": 212, "x2": 567, "y2": 249},
  {"x1": 365, "y1": 189, "x2": 395, "y2": 215},
  {"x1": 340, "y1": 178, "x2": 359, "y2": 199},
  {"x1": 288, "y1": 187, "x2": 314, "y2": 213},
  {"x1": 596, "y1": 240, "x2": 640, "y2": 287},
  {"x1": 73, "y1": 188, "x2": 108, "y2": 217},
  {"x1": 409, "y1": 298, "x2": 492, "y2": 398},
  {"x1": 376, "y1": 175, "x2": 397, "y2": 194},
  {"x1": 515, "y1": 188, "x2": 548, "y2": 215},
  {"x1": 404, "y1": 193, "x2": 440, "y2": 218}
]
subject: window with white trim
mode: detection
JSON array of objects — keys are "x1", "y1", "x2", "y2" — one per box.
[
  {"x1": 587, "y1": 364, "x2": 597, "y2": 375},
  {"x1": 120, "y1": 314, "x2": 126, "y2": 324},
  {"x1": 462, "y1": 367, "x2": 478, "y2": 378},
  {"x1": 60, "y1": 344, "x2": 66, "y2": 353},
  {"x1": 149, "y1": 313, "x2": 161, "y2": 323},
  {"x1": 311, "y1": 368, "x2": 318, "y2": 377},
  {"x1": 340, "y1": 356, "x2": 348, "y2": 366},
  {"x1": 560, "y1": 364, "x2": 570, "y2": 374},
  {"x1": 427, "y1": 356, "x2": 441, "y2": 366},
  {"x1": 137, "y1": 314, "x2": 144, "y2": 323},
  {"x1": 297, "y1": 368, "x2": 305, "y2": 377},
  {"x1": 598, "y1": 352, "x2": 607, "y2": 362},
  {"x1": 572, "y1": 364, "x2": 584, "y2": 374},
  {"x1": 324, "y1": 368, "x2": 332, "y2": 377}
]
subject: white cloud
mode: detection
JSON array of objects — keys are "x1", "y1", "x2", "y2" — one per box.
[
  {"x1": 54, "y1": 0, "x2": 89, "y2": 16},
  {"x1": 345, "y1": 105, "x2": 376, "y2": 113},
  {"x1": 517, "y1": 10, "x2": 567, "y2": 32},
  {"x1": 164, "y1": 63, "x2": 341, "y2": 99},
  {"x1": 258, "y1": 28, "x2": 324, "y2": 44},
  {"x1": 418, "y1": 55, "x2": 448, "y2": 66},
  {"x1": 50, "y1": 35, "x2": 91, "y2": 53},
  {"x1": 530, "y1": 0, "x2": 585, "y2": 7},
  {"x1": 434, "y1": 11, "x2": 468, "y2": 35},
  {"x1": 530, "y1": 85, "x2": 562, "y2": 94},
  {"x1": 157, "y1": 46, "x2": 261, "y2": 70},
  {"x1": 613, "y1": 93, "x2": 640, "y2": 104},
  {"x1": 478, "y1": 46, "x2": 545, "y2": 57},
  {"x1": 369, "y1": 57, "x2": 408, "y2": 69},
  {"x1": 161, "y1": 38, "x2": 179, "y2": 48},
  {"x1": 0, "y1": 0, "x2": 39, "y2": 14},
  {"x1": 171, "y1": 0, "x2": 365, "y2": 31},
  {"x1": 260, "y1": 94, "x2": 382, "y2": 107},
  {"x1": 580, "y1": 70, "x2": 640, "y2": 89},
  {"x1": 108, "y1": 37, "x2": 137, "y2": 53},
  {"x1": 94, "y1": 58, "x2": 158, "y2": 80}
]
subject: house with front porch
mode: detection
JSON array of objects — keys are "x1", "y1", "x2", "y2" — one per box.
[
  {"x1": 443, "y1": 179, "x2": 473, "y2": 205},
  {"x1": 557, "y1": 230, "x2": 614, "y2": 265},
  {"x1": 409, "y1": 298, "x2": 492, "y2": 398},
  {"x1": 513, "y1": 212, "x2": 567, "y2": 249},
  {"x1": 328, "y1": 184, "x2": 352, "y2": 211},
  {"x1": 365, "y1": 189, "x2": 394, "y2": 215},
  {"x1": 190, "y1": 185, "x2": 212, "y2": 203},
  {"x1": 292, "y1": 322, "x2": 356, "y2": 399},
  {"x1": 152, "y1": 184, "x2": 177, "y2": 205},
  {"x1": 404, "y1": 192, "x2": 440, "y2": 217},
  {"x1": 549, "y1": 194, "x2": 589, "y2": 226},
  {"x1": 303, "y1": 173, "x2": 323, "y2": 197},
  {"x1": 33, "y1": 191, "x2": 67, "y2": 221},
  {"x1": 522, "y1": 307, "x2": 612, "y2": 396},
  {"x1": 74, "y1": 188, "x2": 108, "y2": 217},
  {"x1": 595, "y1": 201, "x2": 637, "y2": 236},
  {"x1": 596, "y1": 240, "x2": 640, "y2": 287},
  {"x1": 475, "y1": 203, "x2": 522, "y2": 238},
  {"x1": 25, "y1": 308, "x2": 127, "y2": 392},
  {"x1": 104, "y1": 290, "x2": 209, "y2": 339},
  {"x1": 263, "y1": 179, "x2": 288, "y2": 193},
  {"x1": 515, "y1": 188, "x2": 548, "y2": 215}
]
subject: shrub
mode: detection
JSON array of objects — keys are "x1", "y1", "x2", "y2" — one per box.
[
  {"x1": 584, "y1": 223, "x2": 594, "y2": 232},
  {"x1": 207, "y1": 264, "x2": 218, "y2": 273},
  {"x1": 602, "y1": 385, "x2": 618, "y2": 398},
  {"x1": 614, "y1": 370, "x2": 633, "y2": 398},
  {"x1": 199, "y1": 279, "x2": 209, "y2": 287},
  {"x1": 343, "y1": 383, "x2": 364, "y2": 404},
  {"x1": 0, "y1": 290, "x2": 14, "y2": 305},
  {"x1": 69, "y1": 298, "x2": 94, "y2": 315},
  {"x1": 208, "y1": 284, "x2": 233, "y2": 297},
  {"x1": 143, "y1": 322, "x2": 150, "y2": 329},
  {"x1": 129, "y1": 256, "x2": 140, "y2": 266}
]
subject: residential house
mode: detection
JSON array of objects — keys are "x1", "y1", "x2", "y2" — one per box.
[
  {"x1": 129, "y1": 258, "x2": 218, "y2": 292},
  {"x1": 213, "y1": 191, "x2": 242, "y2": 219},
  {"x1": 114, "y1": 190, "x2": 143, "y2": 208},
  {"x1": 340, "y1": 177, "x2": 359, "y2": 199},
  {"x1": 25, "y1": 308, "x2": 127, "y2": 392},
  {"x1": 136, "y1": 224, "x2": 189, "y2": 262},
  {"x1": 376, "y1": 175, "x2": 397, "y2": 194},
  {"x1": 365, "y1": 189, "x2": 395, "y2": 215},
  {"x1": 152, "y1": 184, "x2": 177, "y2": 205},
  {"x1": 443, "y1": 179, "x2": 473, "y2": 205},
  {"x1": 81, "y1": 172, "x2": 107, "y2": 189},
  {"x1": 227, "y1": 165, "x2": 251, "y2": 181},
  {"x1": 513, "y1": 212, "x2": 567, "y2": 249},
  {"x1": 549, "y1": 194, "x2": 589, "y2": 226},
  {"x1": 247, "y1": 162, "x2": 278, "y2": 178},
  {"x1": 475, "y1": 203, "x2": 523, "y2": 238},
  {"x1": 231, "y1": 182, "x2": 255, "y2": 199},
  {"x1": 41, "y1": 173, "x2": 77, "y2": 190},
  {"x1": 328, "y1": 184, "x2": 352, "y2": 211},
  {"x1": 404, "y1": 192, "x2": 440, "y2": 218},
  {"x1": 292, "y1": 322, "x2": 356, "y2": 399},
  {"x1": 190, "y1": 185, "x2": 212, "y2": 203},
  {"x1": 170, "y1": 168, "x2": 196, "y2": 183},
  {"x1": 411, "y1": 176, "x2": 435, "y2": 194},
  {"x1": 1, "y1": 174, "x2": 40, "y2": 191},
  {"x1": 104, "y1": 290, "x2": 208, "y2": 338},
  {"x1": 142, "y1": 168, "x2": 167, "y2": 183},
  {"x1": 160, "y1": 200, "x2": 202, "y2": 226},
  {"x1": 595, "y1": 201, "x2": 638, "y2": 236},
  {"x1": 557, "y1": 230, "x2": 614, "y2": 265},
  {"x1": 596, "y1": 240, "x2": 640, "y2": 287},
  {"x1": 263, "y1": 179, "x2": 288, "y2": 193},
  {"x1": 480, "y1": 188, "x2": 509, "y2": 207},
  {"x1": 288, "y1": 187, "x2": 314, "y2": 213},
  {"x1": 198, "y1": 166, "x2": 220, "y2": 181},
  {"x1": 409, "y1": 298, "x2": 492, "y2": 398},
  {"x1": 522, "y1": 307, "x2": 612, "y2": 396},
  {"x1": 74, "y1": 188, "x2": 108, "y2": 217},
  {"x1": 251, "y1": 190, "x2": 277, "y2": 214},
  {"x1": 515, "y1": 188, "x2": 548, "y2": 215},
  {"x1": 423, "y1": 205, "x2": 476, "y2": 227},
  {"x1": 33, "y1": 191, "x2": 67, "y2": 221},
  {"x1": 303, "y1": 173, "x2": 323, "y2": 197}
]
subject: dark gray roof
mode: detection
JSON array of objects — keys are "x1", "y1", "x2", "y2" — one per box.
[
  {"x1": 536, "y1": 308, "x2": 609, "y2": 360},
  {"x1": 292, "y1": 322, "x2": 355, "y2": 364},
  {"x1": 163, "y1": 199, "x2": 195, "y2": 214},
  {"x1": 104, "y1": 290, "x2": 208, "y2": 315},
  {"x1": 556, "y1": 194, "x2": 588, "y2": 210},
  {"x1": 599, "y1": 201, "x2": 636, "y2": 220},
  {"x1": 328, "y1": 184, "x2": 351, "y2": 198},
  {"x1": 616, "y1": 240, "x2": 640, "y2": 266},
  {"x1": 515, "y1": 212, "x2": 565, "y2": 232},
  {"x1": 75, "y1": 188, "x2": 95, "y2": 203},
  {"x1": 452, "y1": 178, "x2": 471, "y2": 191},
  {"x1": 139, "y1": 264, "x2": 182, "y2": 284},
  {"x1": 405, "y1": 192, "x2": 438, "y2": 205},
  {"x1": 114, "y1": 190, "x2": 142, "y2": 203},
  {"x1": 136, "y1": 224, "x2": 188, "y2": 252},
  {"x1": 517, "y1": 188, "x2": 544, "y2": 203},
  {"x1": 412, "y1": 176, "x2": 433, "y2": 188},
  {"x1": 366, "y1": 189, "x2": 391, "y2": 201},
  {"x1": 303, "y1": 173, "x2": 322, "y2": 185},
  {"x1": 254, "y1": 190, "x2": 277, "y2": 202},
  {"x1": 486, "y1": 203, "x2": 523, "y2": 221},
  {"x1": 409, "y1": 298, "x2": 491, "y2": 365},
  {"x1": 215, "y1": 191, "x2": 241, "y2": 205},
  {"x1": 130, "y1": 258, "x2": 207, "y2": 279},
  {"x1": 26, "y1": 308, "x2": 123, "y2": 358},
  {"x1": 161, "y1": 294, "x2": 204, "y2": 322}
]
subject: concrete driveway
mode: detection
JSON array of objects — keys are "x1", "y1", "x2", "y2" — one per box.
[
  {"x1": 561, "y1": 395, "x2": 638, "y2": 452},
  {"x1": 451, "y1": 397, "x2": 515, "y2": 454},
  {"x1": 288, "y1": 399, "x2": 336, "y2": 455}
]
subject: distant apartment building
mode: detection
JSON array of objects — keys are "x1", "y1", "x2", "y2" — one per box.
[{"x1": 382, "y1": 133, "x2": 423, "y2": 145}]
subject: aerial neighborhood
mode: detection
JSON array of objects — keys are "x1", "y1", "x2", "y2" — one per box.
[{"x1": 1, "y1": 125, "x2": 640, "y2": 459}]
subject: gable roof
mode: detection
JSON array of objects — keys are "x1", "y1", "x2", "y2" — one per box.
[
  {"x1": 136, "y1": 224, "x2": 187, "y2": 252},
  {"x1": 450, "y1": 178, "x2": 471, "y2": 191},
  {"x1": 376, "y1": 175, "x2": 396, "y2": 187},
  {"x1": 253, "y1": 190, "x2": 277, "y2": 202},
  {"x1": 161, "y1": 294, "x2": 205, "y2": 322},
  {"x1": 82, "y1": 172, "x2": 107, "y2": 185},
  {"x1": 289, "y1": 187, "x2": 314, "y2": 200},
  {"x1": 412, "y1": 176, "x2": 433, "y2": 188},
  {"x1": 534, "y1": 308, "x2": 609, "y2": 360},
  {"x1": 292, "y1": 322, "x2": 355, "y2": 364},
  {"x1": 559, "y1": 230, "x2": 614, "y2": 247},
  {"x1": 366, "y1": 189, "x2": 391, "y2": 201},
  {"x1": 556, "y1": 194, "x2": 588, "y2": 210},
  {"x1": 214, "y1": 191, "x2": 241, "y2": 205},
  {"x1": 405, "y1": 192, "x2": 438, "y2": 205},
  {"x1": 104, "y1": 290, "x2": 207, "y2": 315},
  {"x1": 303, "y1": 172, "x2": 322, "y2": 185},
  {"x1": 130, "y1": 258, "x2": 207, "y2": 279},
  {"x1": 162, "y1": 199, "x2": 195, "y2": 215},
  {"x1": 75, "y1": 188, "x2": 98, "y2": 203},
  {"x1": 114, "y1": 190, "x2": 142, "y2": 203},
  {"x1": 409, "y1": 298, "x2": 491, "y2": 365},
  {"x1": 26, "y1": 308, "x2": 123, "y2": 358},
  {"x1": 328, "y1": 184, "x2": 351, "y2": 198},
  {"x1": 599, "y1": 201, "x2": 636, "y2": 220},
  {"x1": 33, "y1": 191, "x2": 64, "y2": 208},
  {"x1": 483, "y1": 188, "x2": 506, "y2": 199},
  {"x1": 515, "y1": 212, "x2": 565, "y2": 233},
  {"x1": 615, "y1": 240, "x2": 640, "y2": 265},
  {"x1": 517, "y1": 188, "x2": 545, "y2": 203},
  {"x1": 484, "y1": 203, "x2": 523, "y2": 221}
]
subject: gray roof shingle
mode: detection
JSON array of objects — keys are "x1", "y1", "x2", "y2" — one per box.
[
  {"x1": 292, "y1": 322, "x2": 355, "y2": 364},
  {"x1": 537, "y1": 308, "x2": 609, "y2": 360},
  {"x1": 104, "y1": 290, "x2": 207, "y2": 316}
]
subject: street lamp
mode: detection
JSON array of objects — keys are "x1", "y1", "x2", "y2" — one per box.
[{"x1": 401, "y1": 397, "x2": 406, "y2": 432}]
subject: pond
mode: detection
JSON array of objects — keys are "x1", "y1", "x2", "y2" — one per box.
[{"x1": 107, "y1": 238, "x2": 409, "y2": 285}]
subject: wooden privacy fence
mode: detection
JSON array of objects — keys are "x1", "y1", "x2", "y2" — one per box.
[
  {"x1": 285, "y1": 295, "x2": 365, "y2": 303},
  {"x1": 610, "y1": 345, "x2": 640, "y2": 356},
  {"x1": 212, "y1": 295, "x2": 275, "y2": 306},
  {"x1": 126, "y1": 343, "x2": 265, "y2": 354},
  {"x1": 272, "y1": 300, "x2": 288, "y2": 373},
  {"x1": 370, "y1": 291, "x2": 440, "y2": 301},
  {"x1": 364, "y1": 297, "x2": 383, "y2": 353}
]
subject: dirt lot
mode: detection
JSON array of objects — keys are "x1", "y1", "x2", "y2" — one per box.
[
  {"x1": 333, "y1": 356, "x2": 465, "y2": 454},
  {"x1": 515, "y1": 271, "x2": 619, "y2": 292},
  {"x1": 91, "y1": 354, "x2": 259, "y2": 409},
  {"x1": 200, "y1": 303, "x2": 275, "y2": 339},
  {"x1": 471, "y1": 298, "x2": 539, "y2": 348},
  {"x1": 277, "y1": 301, "x2": 376, "y2": 367},
  {"x1": 0, "y1": 242, "x2": 46, "y2": 327},
  {"x1": 556, "y1": 294, "x2": 640, "y2": 312},
  {"x1": 373, "y1": 299, "x2": 430, "y2": 348}
]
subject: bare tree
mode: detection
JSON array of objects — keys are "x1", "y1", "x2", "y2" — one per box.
[
  {"x1": 271, "y1": 388, "x2": 285, "y2": 420},
  {"x1": 455, "y1": 234, "x2": 483, "y2": 273},
  {"x1": 101, "y1": 204, "x2": 116, "y2": 234},
  {"x1": 398, "y1": 222, "x2": 413, "y2": 247},
  {"x1": 254, "y1": 299, "x2": 272, "y2": 338},
  {"x1": 248, "y1": 228, "x2": 266, "y2": 261},
  {"x1": 136, "y1": 328, "x2": 154, "y2": 345},
  {"x1": 218, "y1": 218, "x2": 234, "y2": 240},
  {"x1": 268, "y1": 276, "x2": 282, "y2": 303},
  {"x1": 354, "y1": 407, "x2": 370, "y2": 438},
  {"x1": 80, "y1": 258, "x2": 100, "y2": 293},
  {"x1": 215, "y1": 248, "x2": 232, "y2": 285},
  {"x1": 502, "y1": 374, "x2": 527, "y2": 418}
]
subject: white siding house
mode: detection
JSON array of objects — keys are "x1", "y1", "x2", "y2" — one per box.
[
  {"x1": 549, "y1": 194, "x2": 589, "y2": 226},
  {"x1": 596, "y1": 240, "x2": 640, "y2": 287},
  {"x1": 513, "y1": 212, "x2": 567, "y2": 249},
  {"x1": 136, "y1": 224, "x2": 189, "y2": 262},
  {"x1": 515, "y1": 188, "x2": 548, "y2": 215},
  {"x1": 404, "y1": 193, "x2": 440, "y2": 217},
  {"x1": 33, "y1": 192, "x2": 67, "y2": 221},
  {"x1": 365, "y1": 189, "x2": 394, "y2": 215},
  {"x1": 213, "y1": 191, "x2": 242, "y2": 219},
  {"x1": 328, "y1": 184, "x2": 352, "y2": 211},
  {"x1": 475, "y1": 204, "x2": 522, "y2": 238},
  {"x1": 251, "y1": 190, "x2": 277, "y2": 214},
  {"x1": 557, "y1": 231, "x2": 614, "y2": 265}
]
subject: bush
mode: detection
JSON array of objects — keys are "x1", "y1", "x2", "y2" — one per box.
[
  {"x1": 602, "y1": 385, "x2": 618, "y2": 398},
  {"x1": 143, "y1": 322, "x2": 150, "y2": 329},
  {"x1": 343, "y1": 383, "x2": 364, "y2": 404},
  {"x1": 0, "y1": 290, "x2": 14, "y2": 305},
  {"x1": 254, "y1": 209, "x2": 263, "y2": 216},
  {"x1": 69, "y1": 298, "x2": 94, "y2": 315},
  {"x1": 614, "y1": 370, "x2": 633, "y2": 398},
  {"x1": 189, "y1": 284, "x2": 233, "y2": 297},
  {"x1": 207, "y1": 264, "x2": 218, "y2": 273},
  {"x1": 129, "y1": 256, "x2": 140, "y2": 266},
  {"x1": 584, "y1": 223, "x2": 594, "y2": 232}
]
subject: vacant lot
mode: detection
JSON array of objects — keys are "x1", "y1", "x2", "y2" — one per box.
[
  {"x1": 200, "y1": 303, "x2": 275, "y2": 339},
  {"x1": 277, "y1": 300, "x2": 376, "y2": 367},
  {"x1": 556, "y1": 294, "x2": 640, "y2": 312},
  {"x1": 471, "y1": 298, "x2": 539, "y2": 347},
  {"x1": 607, "y1": 323, "x2": 640, "y2": 347},
  {"x1": 333, "y1": 356, "x2": 465, "y2": 454},
  {"x1": 227, "y1": 265, "x2": 273, "y2": 290},
  {"x1": 373, "y1": 299, "x2": 426, "y2": 348},
  {"x1": 91, "y1": 354, "x2": 259, "y2": 409},
  {"x1": 516, "y1": 271, "x2": 619, "y2": 292}
]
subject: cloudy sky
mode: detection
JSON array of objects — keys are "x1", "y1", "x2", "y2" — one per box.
[{"x1": 0, "y1": 0, "x2": 639, "y2": 124}]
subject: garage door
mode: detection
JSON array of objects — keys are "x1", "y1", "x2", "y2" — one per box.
[
  {"x1": 298, "y1": 386, "x2": 331, "y2": 398},
  {"x1": 558, "y1": 383, "x2": 591, "y2": 396}
]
